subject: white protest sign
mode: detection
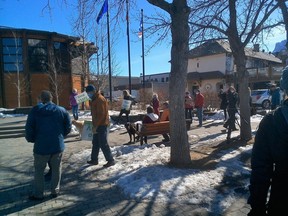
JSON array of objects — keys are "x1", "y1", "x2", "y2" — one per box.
[
  {"x1": 122, "y1": 99, "x2": 132, "y2": 110},
  {"x1": 74, "y1": 92, "x2": 90, "y2": 104},
  {"x1": 81, "y1": 120, "x2": 93, "y2": 141}
]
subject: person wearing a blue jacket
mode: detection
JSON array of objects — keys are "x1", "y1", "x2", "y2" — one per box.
[
  {"x1": 25, "y1": 90, "x2": 71, "y2": 200},
  {"x1": 268, "y1": 84, "x2": 281, "y2": 110}
]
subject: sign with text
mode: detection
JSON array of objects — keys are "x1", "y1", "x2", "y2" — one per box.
[
  {"x1": 81, "y1": 120, "x2": 93, "y2": 141},
  {"x1": 75, "y1": 92, "x2": 90, "y2": 104}
]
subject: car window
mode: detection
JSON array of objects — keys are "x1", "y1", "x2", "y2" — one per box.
[{"x1": 251, "y1": 90, "x2": 266, "y2": 96}]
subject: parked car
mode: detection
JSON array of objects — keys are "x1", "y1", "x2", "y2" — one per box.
[
  {"x1": 251, "y1": 89, "x2": 284, "y2": 109},
  {"x1": 251, "y1": 89, "x2": 271, "y2": 109}
]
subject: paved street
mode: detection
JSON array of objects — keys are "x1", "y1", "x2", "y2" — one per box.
[{"x1": 0, "y1": 115, "x2": 259, "y2": 216}]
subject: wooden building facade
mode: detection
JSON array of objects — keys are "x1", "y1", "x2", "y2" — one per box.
[{"x1": 0, "y1": 27, "x2": 96, "y2": 109}]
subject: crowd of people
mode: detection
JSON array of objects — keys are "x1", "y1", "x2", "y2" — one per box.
[{"x1": 25, "y1": 65, "x2": 288, "y2": 214}]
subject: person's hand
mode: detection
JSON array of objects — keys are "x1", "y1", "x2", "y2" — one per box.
[{"x1": 92, "y1": 126, "x2": 98, "y2": 134}]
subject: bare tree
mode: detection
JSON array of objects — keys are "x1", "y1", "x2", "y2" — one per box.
[
  {"x1": 4, "y1": 32, "x2": 29, "y2": 107},
  {"x1": 277, "y1": 0, "x2": 288, "y2": 50},
  {"x1": 189, "y1": 0, "x2": 281, "y2": 141},
  {"x1": 47, "y1": 44, "x2": 63, "y2": 105},
  {"x1": 147, "y1": 0, "x2": 191, "y2": 166}
]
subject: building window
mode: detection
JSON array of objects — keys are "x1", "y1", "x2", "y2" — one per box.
[
  {"x1": 53, "y1": 42, "x2": 70, "y2": 72},
  {"x1": 155, "y1": 78, "x2": 158, "y2": 82},
  {"x1": 28, "y1": 39, "x2": 48, "y2": 72},
  {"x1": 197, "y1": 62, "x2": 199, "y2": 68},
  {"x1": 166, "y1": 77, "x2": 169, "y2": 82},
  {"x1": 161, "y1": 77, "x2": 165, "y2": 82},
  {"x1": 2, "y1": 38, "x2": 23, "y2": 72}
]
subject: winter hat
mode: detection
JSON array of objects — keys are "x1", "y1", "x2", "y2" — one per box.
[
  {"x1": 85, "y1": 84, "x2": 96, "y2": 92},
  {"x1": 280, "y1": 66, "x2": 288, "y2": 91}
]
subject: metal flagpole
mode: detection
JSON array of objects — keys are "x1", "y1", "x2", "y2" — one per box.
[
  {"x1": 126, "y1": 0, "x2": 132, "y2": 94},
  {"x1": 141, "y1": 9, "x2": 145, "y2": 89},
  {"x1": 107, "y1": 2, "x2": 112, "y2": 102}
]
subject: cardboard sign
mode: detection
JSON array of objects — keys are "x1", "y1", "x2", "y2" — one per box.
[
  {"x1": 122, "y1": 99, "x2": 132, "y2": 110},
  {"x1": 81, "y1": 120, "x2": 93, "y2": 141},
  {"x1": 75, "y1": 92, "x2": 90, "y2": 104}
]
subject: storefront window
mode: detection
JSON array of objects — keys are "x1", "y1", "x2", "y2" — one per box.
[
  {"x1": 53, "y1": 42, "x2": 70, "y2": 72},
  {"x1": 28, "y1": 39, "x2": 48, "y2": 72},
  {"x1": 2, "y1": 38, "x2": 23, "y2": 72}
]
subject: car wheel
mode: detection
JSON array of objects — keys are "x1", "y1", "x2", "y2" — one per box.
[{"x1": 262, "y1": 100, "x2": 270, "y2": 109}]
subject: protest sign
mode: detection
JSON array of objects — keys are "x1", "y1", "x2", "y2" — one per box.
[
  {"x1": 75, "y1": 92, "x2": 90, "y2": 104},
  {"x1": 122, "y1": 99, "x2": 132, "y2": 110},
  {"x1": 81, "y1": 120, "x2": 93, "y2": 141}
]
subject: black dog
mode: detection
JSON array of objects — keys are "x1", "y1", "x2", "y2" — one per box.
[{"x1": 124, "y1": 122, "x2": 140, "y2": 143}]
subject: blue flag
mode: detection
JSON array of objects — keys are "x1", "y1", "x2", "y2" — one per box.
[
  {"x1": 138, "y1": 19, "x2": 143, "y2": 38},
  {"x1": 96, "y1": 0, "x2": 108, "y2": 24}
]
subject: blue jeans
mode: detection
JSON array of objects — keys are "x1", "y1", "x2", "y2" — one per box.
[
  {"x1": 72, "y1": 105, "x2": 79, "y2": 120},
  {"x1": 91, "y1": 125, "x2": 114, "y2": 162},
  {"x1": 196, "y1": 107, "x2": 203, "y2": 126}
]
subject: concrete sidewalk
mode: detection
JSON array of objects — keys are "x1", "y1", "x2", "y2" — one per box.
[{"x1": 0, "y1": 116, "x2": 255, "y2": 216}]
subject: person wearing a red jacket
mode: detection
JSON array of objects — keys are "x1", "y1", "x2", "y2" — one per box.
[
  {"x1": 194, "y1": 89, "x2": 204, "y2": 127},
  {"x1": 184, "y1": 91, "x2": 194, "y2": 122}
]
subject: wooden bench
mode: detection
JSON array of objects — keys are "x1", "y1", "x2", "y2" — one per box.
[{"x1": 139, "y1": 119, "x2": 192, "y2": 145}]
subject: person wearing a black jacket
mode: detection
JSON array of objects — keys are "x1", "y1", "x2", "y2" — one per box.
[
  {"x1": 116, "y1": 90, "x2": 137, "y2": 124},
  {"x1": 223, "y1": 86, "x2": 239, "y2": 140},
  {"x1": 248, "y1": 66, "x2": 288, "y2": 216}
]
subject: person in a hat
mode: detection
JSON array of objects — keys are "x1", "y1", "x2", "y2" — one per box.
[
  {"x1": 248, "y1": 66, "x2": 288, "y2": 215},
  {"x1": 268, "y1": 83, "x2": 281, "y2": 110},
  {"x1": 85, "y1": 84, "x2": 115, "y2": 167},
  {"x1": 25, "y1": 90, "x2": 71, "y2": 200}
]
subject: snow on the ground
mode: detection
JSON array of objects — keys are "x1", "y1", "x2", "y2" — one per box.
[{"x1": 1, "y1": 108, "x2": 263, "y2": 214}]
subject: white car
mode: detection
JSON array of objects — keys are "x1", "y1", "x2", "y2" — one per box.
[
  {"x1": 251, "y1": 89, "x2": 271, "y2": 109},
  {"x1": 251, "y1": 89, "x2": 283, "y2": 109}
]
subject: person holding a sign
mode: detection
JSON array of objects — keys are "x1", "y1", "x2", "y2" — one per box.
[
  {"x1": 85, "y1": 84, "x2": 115, "y2": 168},
  {"x1": 69, "y1": 88, "x2": 79, "y2": 120},
  {"x1": 116, "y1": 90, "x2": 137, "y2": 124}
]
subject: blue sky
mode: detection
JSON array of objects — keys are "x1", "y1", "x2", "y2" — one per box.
[
  {"x1": 0, "y1": 0, "x2": 171, "y2": 77},
  {"x1": 0, "y1": 0, "x2": 286, "y2": 77}
]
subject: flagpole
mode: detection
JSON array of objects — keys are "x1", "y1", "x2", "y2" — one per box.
[
  {"x1": 107, "y1": 2, "x2": 112, "y2": 102},
  {"x1": 141, "y1": 9, "x2": 145, "y2": 89},
  {"x1": 126, "y1": 0, "x2": 132, "y2": 94}
]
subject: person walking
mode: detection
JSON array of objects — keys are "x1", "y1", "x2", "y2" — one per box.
[
  {"x1": 69, "y1": 88, "x2": 79, "y2": 120},
  {"x1": 85, "y1": 84, "x2": 115, "y2": 167},
  {"x1": 268, "y1": 83, "x2": 281, "y2": 110},
  {"x1": 194, "y1": 89, "x2": 204, "y2": 127},
  {"x1": 151, "y1": 93, "x2": 160, "y2": 116},
  {"x1": 184, "y1": 91, "x2": 194, "y2": 122},
  {"x1": 218, "y1": 87, "x2": 228, "y2": 121},
  {"x1": 116, "y1": 90, "x2": 137, "y2": 124},
  {"x1": 223, "y1": 86, "x2": 239, "y2": 141},
  {"x1": 248, "y1": 66, "x2": 288, "y2": 216},
  {"x1": 25, "y1": 90, "x2": 71, "y2": 200}
]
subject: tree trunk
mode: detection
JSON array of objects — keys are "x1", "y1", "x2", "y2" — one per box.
[
  {"x1": 233, "y1": 51, "x2": 252, "y2": 141},
  {"x1": 169, "y1": 1, "x2": 191, "y2": 166}
]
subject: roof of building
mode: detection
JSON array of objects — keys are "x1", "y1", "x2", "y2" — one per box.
[
  {"x1": 188, "y1": 40, "x2": 282, "y2": 63},
  {"x1": 0, "y1": 26, "x2": 78, "y2": 41}
]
